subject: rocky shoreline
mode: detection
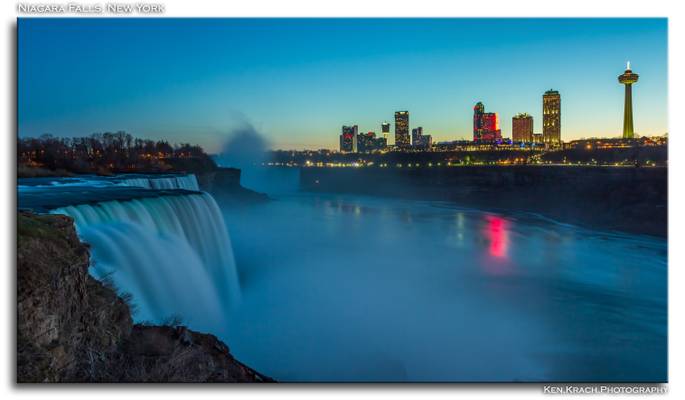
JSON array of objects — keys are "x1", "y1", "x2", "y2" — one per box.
[{"x1": 17, "y1": 212, "x2": 273, "y2": 383}]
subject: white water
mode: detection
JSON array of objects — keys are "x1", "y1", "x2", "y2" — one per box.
[
  {"x1": 18, "y1": 173, "x2": 201, "y2": 191},
  {"x1": 51, "y1": 192, "x2": 239, "y2": 333},
  {"x1": 117, "y1": 174, "x2": 200, "y2": 191}
]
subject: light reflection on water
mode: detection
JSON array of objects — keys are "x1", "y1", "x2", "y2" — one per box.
[
  {"x1": 220, "y1": 185, "x2": 666, "y2": 382},
  {"x1": 485, "y1": 215, "x2": 508, "y2": 260}
]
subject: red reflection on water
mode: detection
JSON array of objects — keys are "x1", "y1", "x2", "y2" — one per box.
[{"x1": 485, "y1": 215, "x2": 508, "y2": 259}]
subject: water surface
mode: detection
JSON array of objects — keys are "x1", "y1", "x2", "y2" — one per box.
[
  {"x1": 21, "y1": 170, "x2": 666, "y2": 382},
  {"x1": 220, "y1": 169, "x2": 666, "y2": 382}
]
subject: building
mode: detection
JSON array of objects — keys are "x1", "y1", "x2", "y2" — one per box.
[
  {"x1": 473, "y1": 102, "x2": 484, "y2": 140},
  {"x1": 532, "y1": 133, "x2": 543, "y2": 144},
  {"x1": 420, "y1": 134, "x2": 432, "y2": 149},
  {"x1": 411, "y1": 127, "x2": 432, "y2": 150},
  {"x1": 411, "y1": 127, "x2": 423, "y2": 146},
  {"x1": 512, "y1": 113, "x2": 534, "y2": 143},
  {"x1": 339, "y1": 125, "x2": 358, "y2": 152},
  {"x1": 473, "y1": 102, "x2": 502, "y2": 142},
  {"x1": 542, "y1": 90, "x2": 561, "y2": 145},
  {"x1": 618, "y1": 62, "x2": 639, "y2": 139},
  {"x1": 357, "y1": 131, "x2": 386, "y2": 152},
  {"x1": 357, "y1": 131, "x2": 373, "y2": 152},
  {"x1": 376, "y1": 136, "x2": 388, "y2": 150},
  {"x1": 394, "y1": 111, "x2": 410, "y2": 149},
  {"x1": 382, "y1": 122, "x2": 390, "y2": 142}
]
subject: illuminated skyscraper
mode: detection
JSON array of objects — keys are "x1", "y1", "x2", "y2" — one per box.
[
  {"x1": 473, "y1": 102, "x2": 501, "y2": 142},
  {"x1": 394, "y1": 111, "x2": 410, "y2": 149},
  {"x1": 339, "y1": 125, "x2": 358, "y2": 152},
  {"x1": 512, "y1": 113, "x2": 534, "y2": 143},
  {"x1": 412, "y1": 127, "x2": 432, "y2": 149},
  {"x1": 412, "y1": 126, "x2": 423, "y2": 146},
  {"x1": 473, "y1": 102, "x2": 485, "y2": 141},
  {"x1": 358, "y1": 131, "x2": 386, "y2": 152},
  {"x1": 618, "y1": 62, "x2": 639, "y2": 139},
  {"x1": 376, "y1": 135, "x2": 387, "y2": 150},
  {"x1": 542, "y1": 90, "x2": 561, "y2": 144},
  {"x1": 382, "y1": 122, "x2": 390, "y2": 142}
]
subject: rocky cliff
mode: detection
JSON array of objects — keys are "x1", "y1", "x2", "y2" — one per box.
[
  {"x1": 196, "y1": 167, "x2": 269, "y2": 203},
  {"x1": 17, "y1": 212, "x2": 272, "y2": 383}
]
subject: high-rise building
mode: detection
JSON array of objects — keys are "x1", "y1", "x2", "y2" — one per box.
[
  {"x1": 376, "y1": 136, "x2": 388, "y2": 150},
  {"x1": 542, "y1": 90, "x2": 561, "y2": 145},
  {"x1": 512, "y1": 113, "x2": 534, "y2": 143},
  {"x1": 411, "y1": 127, "x2": 423, "y2": 146},
  {"x1": 411, "y1": 127, "x2": 432, "y2": 149},
  {"x1": 339, "y1": 125, "x2": 358, "y2": 152},
  {"x1": 618, "y1": 62, "x2": 639, "y2": 139},
  {"x1": 358, "y1": 131, "x2": 386, "y2": 152},
  {"x1": 473, "y1": 102, "x2": 485, "y2": 140},
  {"x1": 473, "y1": 102, "x2": 501, "y2": 142},
  {"x1": 418, "y1": 134, "x2": 432, "y2": 149},
  {"x1": 382, "y1": 122, "x2": 390, "y2": 142},
  {"x1": 394, "y1": 111, "x2": 410, "y2": 149}
]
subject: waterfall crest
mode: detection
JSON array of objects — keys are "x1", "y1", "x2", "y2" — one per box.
[
  {"x1": 117, "y1": 174, "x2": 200, "y2": 191},
  {"x1": 51, "y1": 192, "x2": 239, "y2": 333}
]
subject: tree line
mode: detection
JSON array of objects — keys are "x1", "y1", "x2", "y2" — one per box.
[{"x1": 18, "y1": 132, "x2": 216, "y2": 174}]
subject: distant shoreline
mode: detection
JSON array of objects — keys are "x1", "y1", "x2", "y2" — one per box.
[{"x1": 300, "y1": 165, "x2": 668, "y2": 237}]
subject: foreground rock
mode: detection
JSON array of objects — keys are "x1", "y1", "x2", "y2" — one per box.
[{"x1": 17, "y1": 212, "x2": 272, "y2": 383}]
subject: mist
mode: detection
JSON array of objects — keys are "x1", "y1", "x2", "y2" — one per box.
[
  {"x1": 218, "y1": 125, "x2": 268, "y2": 166},
  {"x1": 214, "y1": 123, "x2": 299, "y2": 195},
  {"x1": 218, "y1": 169, "x2": 667, "y2": 382}
]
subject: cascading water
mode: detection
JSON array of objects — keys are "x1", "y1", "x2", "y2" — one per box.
[
  {"x1": 51, "y1": 191, "x2": 239, "y2": 334},
  {"x1": 117, "y1": 174, "x2": 200, "y2": 191}
]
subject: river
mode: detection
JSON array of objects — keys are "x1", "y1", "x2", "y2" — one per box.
[
  {"x1": 219, "y1": 168, "x2": 667, "y2": 382},
  {"x1": 19, "y1": 169, "x2": 667, "y2": 382}
]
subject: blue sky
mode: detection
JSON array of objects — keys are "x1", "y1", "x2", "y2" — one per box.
[{"x1": 18, "y1": 18, "x2": 668, "y2": 151}]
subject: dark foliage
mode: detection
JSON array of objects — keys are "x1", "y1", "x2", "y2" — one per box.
[{"x1": 18, "y1": 132, "x2": 217, "y2": 175}]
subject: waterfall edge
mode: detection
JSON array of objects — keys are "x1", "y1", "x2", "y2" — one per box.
[
  {"x1": 17, "y1": 211, "x2": 273, "y2": 383},
  {"x1": 49, "y1": 190, "x2": 241, "y2": 330}
]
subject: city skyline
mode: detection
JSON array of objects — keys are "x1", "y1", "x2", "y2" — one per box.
[{"x1": 18, "y1": 18, "x2": 668, "y2": 152}]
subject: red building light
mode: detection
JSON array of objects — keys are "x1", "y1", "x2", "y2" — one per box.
[{"x1": 485, "y1": 215, "x2": 508, "y2": 259}]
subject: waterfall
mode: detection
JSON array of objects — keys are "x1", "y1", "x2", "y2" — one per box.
[
  {"x1": 117, "y1": 174, "x2": 200, "y2": 191},
  {"x1": 50, "y1": 192, "x2": 239, "y2": 333}
]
